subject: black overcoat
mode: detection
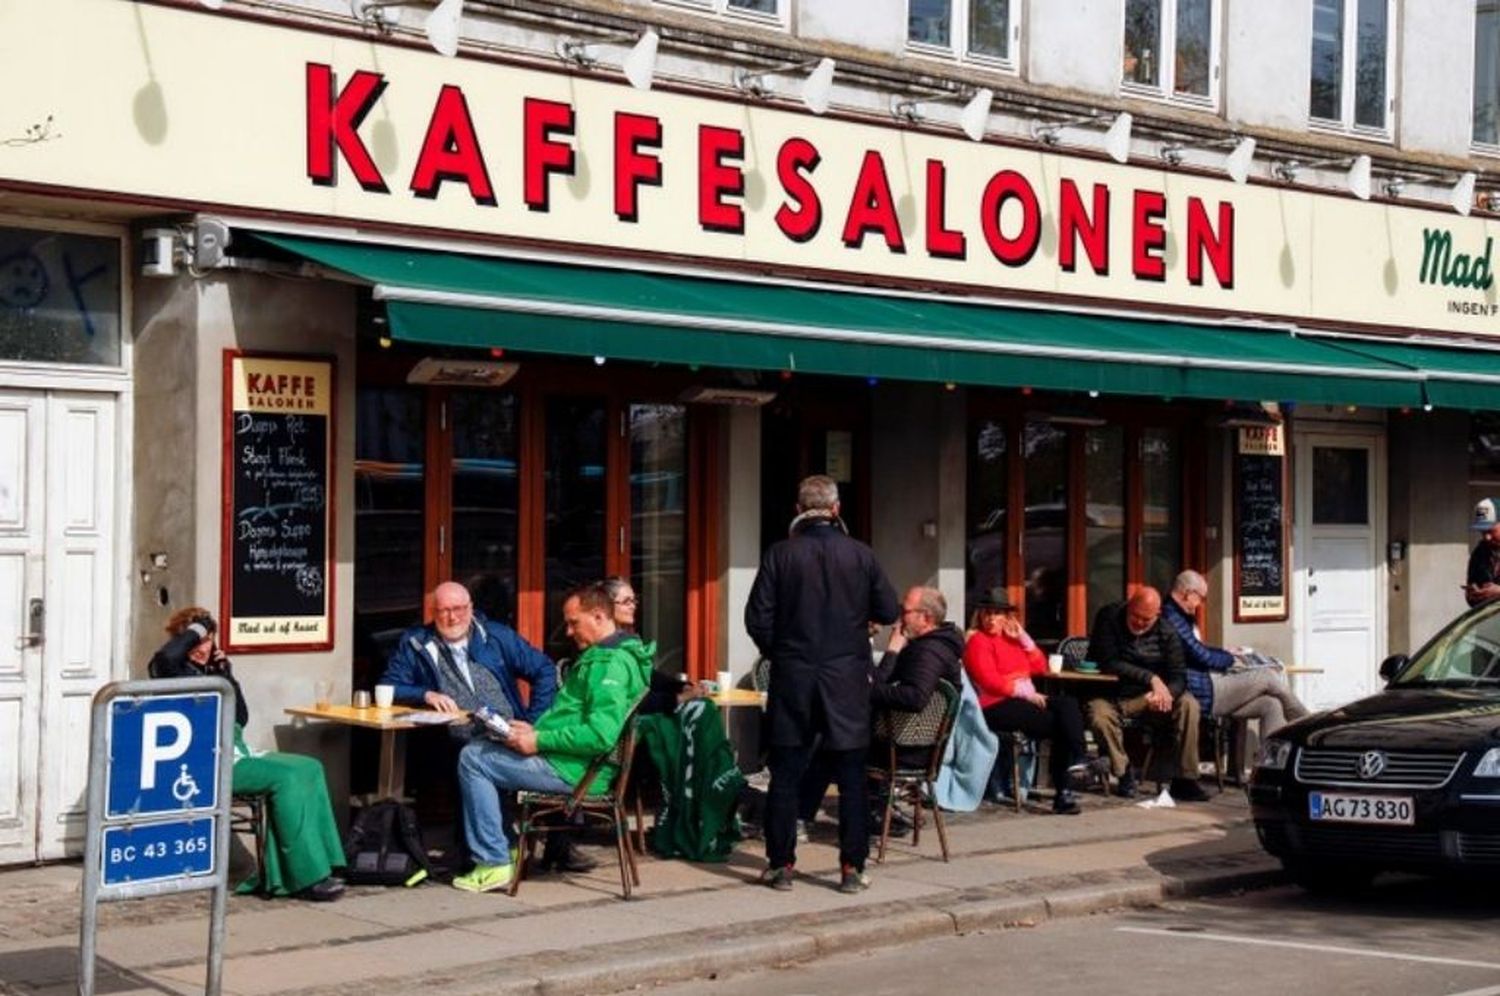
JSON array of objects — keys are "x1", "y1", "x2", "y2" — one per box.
[{"x1": 744, "y1": 519, "x2": 900, "y2": 750}]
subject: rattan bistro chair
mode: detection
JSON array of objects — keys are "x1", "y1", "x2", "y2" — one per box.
[
  {"x1": 229, "y1": 792, "x2": 271, "y2": 897},
  {"x1": 509, "y1": 709, "x2": 645, "y2": 900},
  {"x1": 1057, "y1": 635, "x2": 1090, "y2": 669},
  {"x1": 868, "y1": 679, "x2": 961, "y2": 864}
]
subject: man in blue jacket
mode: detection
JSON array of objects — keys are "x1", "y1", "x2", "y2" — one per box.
[{"x1": 1162, "y1": 570, "x2": 1308, "y2": 738}]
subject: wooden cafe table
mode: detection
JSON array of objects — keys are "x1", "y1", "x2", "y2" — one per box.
[{"x1": 284, "y1": 703, "x2": 462, "y2": 801}]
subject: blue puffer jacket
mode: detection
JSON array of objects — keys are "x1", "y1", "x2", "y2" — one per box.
[
  {"x1": 1161, "y1": 597, "x2": 1235, "y2": 714},
  {"x1": 380, "y1": 613, "x2": 557, "y2": 722}
]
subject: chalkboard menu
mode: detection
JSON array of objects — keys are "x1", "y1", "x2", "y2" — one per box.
[
  {"x1": 221, "y1": 353, "x2": 335, "y2": 652},
  {"x1": 1233, "y1": 425, "x2": 1288, "y2": 622}
]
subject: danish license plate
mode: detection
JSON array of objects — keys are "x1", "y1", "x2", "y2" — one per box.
[{"x1": 1308, "y1": 792, "x2": 1414, "y2": 825}]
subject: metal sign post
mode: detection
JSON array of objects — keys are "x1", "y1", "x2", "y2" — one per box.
[{"x1": 79, "y1": 676, "x2": 235, "y2": 996}]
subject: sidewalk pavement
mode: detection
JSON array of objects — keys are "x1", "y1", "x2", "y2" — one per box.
[{"x1": 0, "y1": 789, "x2": 1280, "y2": 996}]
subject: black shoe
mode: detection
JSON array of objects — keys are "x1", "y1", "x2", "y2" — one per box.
[
  {"x1": 1052, "y1": 790, "x2": 1082, "y2": 816},
  {"x1": 542, "y1": 838, "x2": 599, "y2": 874},
  {"x1": 762, "y1": 865, "x2": 795, "y2": 891},
  {"x1": 869, "y1": 809, "x2": 912, "y2": 839},
  {"x1": 1170, "y1": 778, "x2": 1211, "y2": 803},
  {"x1": 838, "y1": 864, "x2": 870, "y2": 894},
  {"x1": 1113, "y1": 771, "x2": 1139, "y2": 799},
  {"x1": 300, "y1": 876, "x2": 345, "y2": 902}
]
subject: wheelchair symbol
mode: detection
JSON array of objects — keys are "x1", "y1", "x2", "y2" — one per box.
[{"x1": 171, "y1": 764, "x2": 200, "y2": 804}]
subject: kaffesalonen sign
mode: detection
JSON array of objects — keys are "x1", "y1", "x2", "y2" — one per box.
[{"x1": 3, "y1": 0, "x2": 1497, "y2": 338}]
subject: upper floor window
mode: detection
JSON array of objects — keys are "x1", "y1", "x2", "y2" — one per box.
[
  {"x1": 1475, "y1": 0, "x2": 1500, "y2": 148},
  {"x1": 908, "y1": 0, "x2": 1020, "y2": 70},
  {"x1": 657, "y1": 0, "x2": 783, "y2": 27},
  {"x1": 1309, "y1": 0, "x2": 1393, "y2": 135},
  {"x1": 1121, "y1": 0, "x2": 1219, "y2": 108}
]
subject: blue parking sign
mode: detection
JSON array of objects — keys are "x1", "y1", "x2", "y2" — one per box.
[{"x1": 106, "y1": 694, "x2": 223, "y2": 818}]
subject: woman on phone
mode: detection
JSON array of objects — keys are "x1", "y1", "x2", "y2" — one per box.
[{"x1": 148, "y1": 607, "x2": 346, "y2": 901}]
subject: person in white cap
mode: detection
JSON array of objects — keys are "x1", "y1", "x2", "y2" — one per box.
[{"x1": 1465, "y1": 498, "x2": 1500, "y2": 607}]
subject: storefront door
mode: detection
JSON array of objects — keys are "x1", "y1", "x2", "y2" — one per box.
[
  {"x1": 0, "y1": 389, "x2": 120, "y2": 862},
  {"x1": 1294, "y1": 429, "x2": 1386, "y2": 712}
]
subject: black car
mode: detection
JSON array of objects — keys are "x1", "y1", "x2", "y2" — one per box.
[{"x1": 1250, "y1": 600, "x2": 1500, "y2": 891}]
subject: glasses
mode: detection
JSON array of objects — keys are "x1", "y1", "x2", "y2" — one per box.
[
  {"x1": 614, "y1": 596, "x2": 638, "y2": 607},
  {"x1": 434, "y1": 603, "x2": 472, "y2": 617}
]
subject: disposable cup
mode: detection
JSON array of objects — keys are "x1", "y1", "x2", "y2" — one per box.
[
  {"x1": 314, "y1": 679, "x2": 333, "y2": 711},
  {"x1": 1047, "y1": 654, "x2": 1064, "y2": 674},
  {"x1": 374, "y1": 684, "x2": 395, "y2": 709}
]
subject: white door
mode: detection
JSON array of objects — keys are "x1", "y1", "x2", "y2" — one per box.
[
  {"x1": 1293, "y1": 430, "x2": 1385, "y2": 713},
  {"x1": 0, "y1": 389, "x2": 118, "y2": 863}
]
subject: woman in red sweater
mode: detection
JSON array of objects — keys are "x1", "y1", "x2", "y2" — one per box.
[{"x1": 963, "y1": 596, "x2": 1087, "y2": 815}]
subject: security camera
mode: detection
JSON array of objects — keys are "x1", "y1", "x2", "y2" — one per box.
[{"x1": 140, "y1": 227, "x2": 178, "y2": 277}]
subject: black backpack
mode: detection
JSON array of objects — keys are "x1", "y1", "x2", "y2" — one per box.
[{"x1": 343, "y1": 800, "x2": 435, "y2": 887}]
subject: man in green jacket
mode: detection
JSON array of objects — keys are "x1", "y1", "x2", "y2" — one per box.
[{"x1": 453, "y1": 583, "x2": 651, "y2": 893}]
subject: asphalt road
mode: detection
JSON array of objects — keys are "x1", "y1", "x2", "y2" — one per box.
[{"x1": 639, "y1": 879, "x2": 1500, "y2": 996}]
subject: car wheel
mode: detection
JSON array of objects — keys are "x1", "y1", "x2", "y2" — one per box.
[{"x1": 1283, "y1": 859, "x2": 1377, "y2": 895}]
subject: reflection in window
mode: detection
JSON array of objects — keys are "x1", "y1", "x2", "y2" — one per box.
[
  {"x1": 1310, "y1": 0, "x2": 1390, "y2": 130},
  {"x1": 966, "y1": 420, "x2": 1009, "y2": 623},
  {"x1": 969, "y1": 0, "x2": 1011, "y2": 59},
  {"x1": 354, "y1": 388, "x2": 425, "y2": 678},
  {"x1": 727, "y1": 0, "x2": 776, "y2": 12},
  {"x1": 1123, "y1": 0, "x2": 1214, "y2": 99},
  {"x1": 0, "y1": 226, "x2": 121, "y2": 365},
  {"x1": 545, "y1": 398, "x2": 607, "y2": 662},
  {"x1": 1084, "y1": 426, "x2": 1125, "y2": 626},
  {"x1": 1123, "y1": 0, "x2": 1162, "y2": 87},
  {"x1": 630, "y1": 404, "x2": 687, "y2": 675},
  {"x1": 1475, "y1": 1, "x2": 1500, "y2": 145},
  {"x1": 450, "y1": 391, "x2": 519, "y2": 627},
  {"x1": 1173, "y1": 0, "x2": 1212, "y2": 96},
  {"x1": 1141, "y1": 428, "x2": 1182, "y2": 594},
  {"x1": 1312, "y1": 446, "x2": 1369, "y2": 525},
  {"x1": 1023, "y1": 421, "x2": 1069, "y2": 642},
  {"x1": 910, "y1": 0, "x2": 952, "y2": 47}
]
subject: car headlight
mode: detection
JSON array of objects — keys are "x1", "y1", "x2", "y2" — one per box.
[
  {"x1": 1255, "y1": 739, "x2": 1293, "y2": 771},
  {"x1": 1474, "y1": 747, "x2": 1500, "y2": 777}
]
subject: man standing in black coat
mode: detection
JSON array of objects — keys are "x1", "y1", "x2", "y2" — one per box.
[{"x1": 746, "y1": 475, "x2": 900, "y2": 893}]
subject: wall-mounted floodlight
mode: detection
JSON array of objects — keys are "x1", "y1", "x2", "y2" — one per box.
[
  {"x1": 1274, "y1": 154, "x2": 1372, "y2": 201},
  {"x1": 1451, "y1": 171, "x2": 1477, "y2": 216},
  {"x1": 558, "y1": 28, "x2": 660, "y2": 91},
  {"x1": 351, "y1": 0, "x2": 463, "y2": 57},
  {"x1": 892, "y1": 87, "x2": 994, "y2": 142},
  {"x1": 1034, "y1": 112, "x2": 1132, "y2": 164},
  {"x1": 1159, "y1": 135, "x2": 1255, "y2": 183},
  {"x1": 735, "y1": 57, "x2": 837, "y2": 115}
]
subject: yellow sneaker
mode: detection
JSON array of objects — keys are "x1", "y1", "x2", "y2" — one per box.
[{"x1": 452, "y1": 863, "x2": 513, "y2": 893}]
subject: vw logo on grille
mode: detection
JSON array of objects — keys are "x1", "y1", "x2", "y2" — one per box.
[{"x1": 1356, "y1": 751, "x2": 1388, "y2": 780}]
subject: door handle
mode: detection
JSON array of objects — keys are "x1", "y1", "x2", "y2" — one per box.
[{"x1": 15, "y1": 598, "x2": 43, "y2": 650}]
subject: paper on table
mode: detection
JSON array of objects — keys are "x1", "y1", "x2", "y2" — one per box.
[{"x1": 403, "y1": 711, "x2": 463, "y2": 725}]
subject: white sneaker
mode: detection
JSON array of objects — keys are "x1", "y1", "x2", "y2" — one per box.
[{"x1": 796, "y1": 819, "x2": 809, "y2": 843}]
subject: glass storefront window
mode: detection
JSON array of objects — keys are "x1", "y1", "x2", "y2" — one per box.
[
  {"x1": 544, "y1": 397, "x2": 607, "y2": 662},
  {"x1": 967, "y1": 419, "x2": 1009, "y2": 622},
  {"x1": 1141, "y1": 427, "x2": 1182, "y2": 594},
  {"x1": 630, "y1": 404, "x2": 687, "y2": 675},
  {"x1": 353, "y1": 388, "x2": 425, "y2": 676},
  {"x1": 450, "y1": 391, "x2": 519, "y2": 626},
  {"x1": 0, "y1": 226, "x2": 121, "y2": 365},
  {"x1": 1085, "y1": 426, "x2": 1125, "y2": 625},
  {"x1": 1023, "y1": 421, "x2": 1069, "y2": 641}
]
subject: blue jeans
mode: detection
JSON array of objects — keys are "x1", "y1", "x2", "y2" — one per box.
[{"x1": 458, "y1": 740, "x2": 571, "y2": 865}]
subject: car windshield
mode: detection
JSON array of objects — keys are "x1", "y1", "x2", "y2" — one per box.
[{"x1": 1395, "y1": 603, "x2": 1500, "y2": 686}]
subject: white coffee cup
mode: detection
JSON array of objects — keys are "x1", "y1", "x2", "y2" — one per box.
[
  {"x1": 374, "y1": 684, "x2": 395, "y2": 709},
  {"x1": 716, "y1": 670, "x2": 734, "y2": 693},
  {"x1": 1047, "y1": 653, "x2": 1064, "y2": 674}
]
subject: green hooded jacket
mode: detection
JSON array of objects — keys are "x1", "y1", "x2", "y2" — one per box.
[{"x1": 534, "y1": 634, "x2": 652, "y2": 793}]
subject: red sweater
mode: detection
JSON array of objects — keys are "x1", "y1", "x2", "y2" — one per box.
[{"x1": 963, "y1": 630, "x2": 1045, "y2": 710}]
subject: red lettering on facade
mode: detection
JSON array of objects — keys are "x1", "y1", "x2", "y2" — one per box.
[
  {"x1": 305, "y1": 63, "x2": 388, "y2": 193},
  {"x1": 1058, "y1": 179, "x2": 1110, "y2": 275},
  {"x1": 523, "y1": 98, "x2": 575, "y2": 212},
  {"x1": 698, "y1": 125, "x2": 746, "y2": 234},
  {"x1": 841, "y1": 151, "x2": 905, "y2": 252},
  {"x1": 774, "y1": 138, "x2": 823, "y2": 243},
  {"x1": 1132, "y1": 189, "x2": 1168, "y2": 281},
  {"x1": 409, "y1": 85, "x2": 496, "y2": 205},
  {"x1": 980, "y1": 170, "x2": 1041, "y2": 267},
  {"x1": 613, "y1": 113, "x2": 662, "y2": 223},
  {"x1": 1186, "y1": 197, "x2": 1234, "y2": 288},
  {"x1": 925, "y1": 160, "x2": 966, "y2": 260}
]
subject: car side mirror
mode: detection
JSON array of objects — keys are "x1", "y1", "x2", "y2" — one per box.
[{"x1": 1379, "y1": 654, "x2": 1408, "y2": 682}]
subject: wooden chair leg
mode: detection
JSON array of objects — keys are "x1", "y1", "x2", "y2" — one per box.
[
  {"x1": 928, "y1": 781, "x2": 950, "y2": 863},
  {"x1": 877, "y1": 779, "x2": 894, "y2": 864},
  {"x1": 252, "y1": 799, "x2": 270, "y2": 897},
  {"x1": 619, "y1": 805, "x2": 640, "y2": 887},
  {"x1": 1214, "y1": 722, "x2": 1227, "y2": 792},
  {"x1": 614, "y1": 816, "x2": 633, "y2": 899},
  {"x1": 909, "y1": 784, "x2": 922, "y2": 848},
  {"x1": 1011, "y1": 740, "x2": 1023, "y2": 814},
  {"x1": 632, "y1": 787, "x2": 647, "y2": 855},
  {"x1": 508, "y1": 801, "x2": 532, "y2": 897}
]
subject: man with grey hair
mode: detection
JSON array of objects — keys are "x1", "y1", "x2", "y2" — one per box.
[
  {"x1": 747, "y1": 474, "x2": 900, "y2": 894},
  {"x1": 1162, "y1": 569, "x2": 1309, "y2": 737}
]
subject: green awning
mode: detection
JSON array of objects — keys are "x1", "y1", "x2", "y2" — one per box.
[
  {"x1": 1322, "y1": 339, "x2": 1500, "y2": 410},
  {"x1": 254, "y1": 233, "x2": 1428, "y2": 408}
]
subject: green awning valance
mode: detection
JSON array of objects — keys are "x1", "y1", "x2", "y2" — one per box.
[
  {"x1": 1323, "y1": 339, "x2": 1500, "y2": 411},
  {"x1": 255, "y1": 233, "x2": 1434, "y2": 409}
]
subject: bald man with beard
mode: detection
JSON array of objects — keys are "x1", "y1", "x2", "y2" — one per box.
[{"x1": 1084, "y1": 586, "x2": 1208, "y2": 803}]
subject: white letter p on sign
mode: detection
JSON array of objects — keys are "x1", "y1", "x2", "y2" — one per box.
[{"x1": 141, "y1": 712, "x2": 192, "y2": 790}]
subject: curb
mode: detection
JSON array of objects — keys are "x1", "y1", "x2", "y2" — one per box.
[{"x1": 286, "y1": 855, "x2": 1284, "y2": 996}]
